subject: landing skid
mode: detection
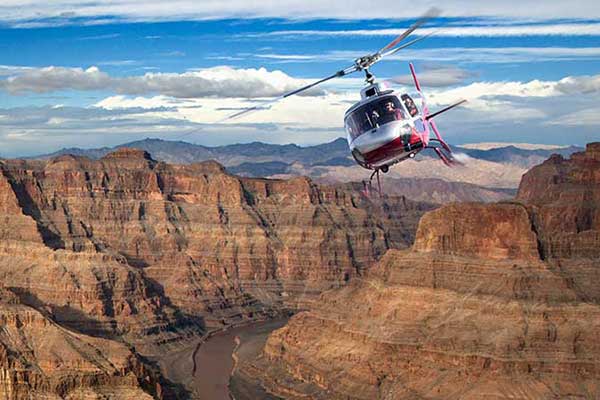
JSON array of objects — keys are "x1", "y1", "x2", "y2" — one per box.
[{"x1": 363, "y1": 168, "x2": 384, "y2": 198}]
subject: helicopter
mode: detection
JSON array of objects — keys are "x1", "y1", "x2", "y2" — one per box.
[{"x1": 225, "y1": 8, "x2": 466, "y2": 195}]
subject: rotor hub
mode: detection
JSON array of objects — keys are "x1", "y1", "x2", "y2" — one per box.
[{"x1": 354, "y1": 54, "x2": 381, "y2": 71}]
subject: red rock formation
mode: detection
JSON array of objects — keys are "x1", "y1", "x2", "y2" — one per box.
[
  {"x1": 0, "y1": 287, "x2": 162, "y2": 399},
  {"x1": 0, "y1": 148, "x2": 431, "y2": 398},
  {"x1": 517, "y1": 142, "x2": 600, "y2": 259},
  {"x1": 0, "y1": 164, "x2": 43, "y2": 243},
  {"x1": 413, "y1": 202, "x2": 539, "y2": 260},
  {"x1": 239, "y1": 143, "x2": 600, "y2": 399},
  {"x1": 0, "y1": 149, "x2": 429, "y2": 323}
]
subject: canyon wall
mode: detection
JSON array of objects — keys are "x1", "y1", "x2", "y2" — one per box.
[
  {"x1": 240, "y1": 143, "x2": 600, "y2": 399},
  {"x1": 0, "y1": 149, "x2": 430, "y2": 398}
]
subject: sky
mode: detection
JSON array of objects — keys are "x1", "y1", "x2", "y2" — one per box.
[{"x1": 1, "y1": 1, "x2": 600, "y2": 157}]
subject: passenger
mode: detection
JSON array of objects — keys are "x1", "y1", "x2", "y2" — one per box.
[
  {"x1": 403, "y1": 97, "x2": 418, "y2": 117},
  {"x1": 382, "y1": 100, "x2": 404, "y2": 123}
]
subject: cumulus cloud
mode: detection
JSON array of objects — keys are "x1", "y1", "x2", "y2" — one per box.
[
  {"x1": 0, "y1": 65, "x2": 326, "y2": 98},
  {"x1": 1, "y1": 70, "x2": 600, "y2": 157},
  {"x1": 0, "y1": 66, "x2": 111, "y2": 93},
  {"x1": 555, "y1": 75, "x2": 600, "y2": 94},
  {"x1": 0, "y1": 65, "x2": 34, "y2": 76}
]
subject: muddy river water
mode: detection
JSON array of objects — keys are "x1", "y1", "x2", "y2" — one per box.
[{"x1": 156, "y1": 319, "x2": 288, "y2": 399}]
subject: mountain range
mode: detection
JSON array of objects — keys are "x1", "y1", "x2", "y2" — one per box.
[
  {"x1": 32, "y1": 137, "x2": 581, "y2": 171},
  {"x1": 27, "y1": 138, "x2": 582, "y2": 204}
]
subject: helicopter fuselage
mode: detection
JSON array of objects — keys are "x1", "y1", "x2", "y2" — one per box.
[{"x1": 344, "y1": 83, "x2": 429, "y2": 170}]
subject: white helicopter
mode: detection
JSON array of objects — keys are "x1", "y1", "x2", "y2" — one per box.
[{"x1": 226, "y1": 9, "x2": 466, "y2": 194}]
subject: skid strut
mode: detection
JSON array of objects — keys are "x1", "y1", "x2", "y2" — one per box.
[{"x1": 363, "y1": 168, "x2": 383, "y2": 198}]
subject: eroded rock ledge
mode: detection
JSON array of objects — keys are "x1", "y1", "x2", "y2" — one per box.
[{"x1": 240, "y1": 143, "x2": 600, "y2": 399}]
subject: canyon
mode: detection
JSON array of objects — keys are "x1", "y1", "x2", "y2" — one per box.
[
  {"x1": 235, "y1": 143, "x2": 600, "y2": 399},
  {"x1": 1, "y1": 142, "x2": 598, "y2": 399},
  {"x1": 0, "y1": 147, "x2": 431, "y2": 399}
]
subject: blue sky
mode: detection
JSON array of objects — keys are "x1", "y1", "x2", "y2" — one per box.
[{"x1": 1, "y1": 1, "x2": 600, "y2": 157}]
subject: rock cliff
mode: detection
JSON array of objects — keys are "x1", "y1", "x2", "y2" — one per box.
[
  {"x1": 0, "y1": 149, "x2": 431, "y2": 398},
  {"x1": 239, "y1": 143, "x2": 600, "y2": 399},
  {"x1": 0, "y1": 287, "x2": 163, "y2": 399},
  {"x1": 517, "y1": 142, "x2": 600, "y2": 259}
]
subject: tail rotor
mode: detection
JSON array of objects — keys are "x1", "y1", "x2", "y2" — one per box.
[{"x1": 408, "y1": 63, "x2": 466, "y2": 166}]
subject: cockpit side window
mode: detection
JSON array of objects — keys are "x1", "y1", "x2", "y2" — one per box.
[
  {"x1": 401, "y1": 94, "x2": 419, "y2": 117},
  {"x1": 345, "y1": 96, "x2": 405, "y2": 140}
]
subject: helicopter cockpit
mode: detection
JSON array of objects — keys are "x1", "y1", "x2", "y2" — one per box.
[{"x1": 345, "y1": 95, "x2": 406, "y2": 140}]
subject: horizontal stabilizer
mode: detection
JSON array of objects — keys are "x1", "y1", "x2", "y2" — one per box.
[{"x1": 425, "y1": 99, "x2": 467, "y2": 120}]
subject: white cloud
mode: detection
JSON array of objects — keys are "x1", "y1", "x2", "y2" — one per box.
[
  {"x1": 97, "y1": 60, "x2": 139, "y2": 66},
  {"x1": 253, "y1": 23, "x2": 600, "y2": 38},
  {"x1": 95, "y1": 92, "x2": 348, "y2": 126},
  {"x1": 555, "y1": 75, "x2": 600, "y2": 94},
  {"x1": 546, "y1": 108, "x2": 600, "y2": 126},
  {"x1": 255, "y1": 47, "x2": 600, "y2": 65},
  {"x1": 388, "y1": 66, "x2": 472, "y2": 87},
  {"x1": 0, "y1": 66, "x2": 111, "y2": 93},
  {"x1": 76, "y1": 33, "x2": 121, "y2": 40},
  {"x1": 96, "y1": 95, "x2": 187, "y2": 109},
  {"x1": 89, "y1": 72, "x2": 600, "y2": 133},
  {"x1": 0, "y1": 65, "x2": 34, "y2": 76},
  {"x1": 2, "y1": 71, "x2": 600, "y2": 157},
  {"x1": 0, "y1": 1, "x2": 599, "y2": 23},
  {"x1": 0, "y1": 65, "x2": 326, "y2": 98}
]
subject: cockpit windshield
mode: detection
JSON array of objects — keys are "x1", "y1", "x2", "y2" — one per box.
[{"x1": 345, "y1": 96, "x2": 405, "y2": 140}]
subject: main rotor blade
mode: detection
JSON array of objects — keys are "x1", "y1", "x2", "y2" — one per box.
[
  {"x1": 282, "y1": 66, "x2": 356, "y2": 98},
  {"x1": 380, "y1": 30, "x2": 437, "y2": 59},
  {"x1": 221, "y1": 65, "x2": 358, "y2": 122},
  {"x1": 219, "y1": 97, "x2": 283, "y2": 122},
  {"x1": 377, "y1": 7, "x2": 440, "y2": 55}
]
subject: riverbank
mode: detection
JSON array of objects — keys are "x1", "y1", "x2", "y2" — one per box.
[
  {"x1": 229, "y1": 320, "x2": 289, "y2": 400},
  {"x1": 151, "y1": 318, "x2": 289, "y2": 399}
]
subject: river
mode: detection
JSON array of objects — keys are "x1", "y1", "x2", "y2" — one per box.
[{"x1": 155, "y1": 319, "x2": 288, "y2": 400}]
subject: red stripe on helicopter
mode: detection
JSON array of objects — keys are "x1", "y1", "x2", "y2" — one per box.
[
  {"x1": 362, "y1": 137, "x2": 403, "y2": 165},
  {"x1": 362, "y1": 130, "x2": 423, "y2": 165}
]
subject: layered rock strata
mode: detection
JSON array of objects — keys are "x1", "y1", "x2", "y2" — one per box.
[
  {"x1": 517, "y1": 142, "x2": 600, "y2": 259},
  {"x1": 0, "y1": 287, "x2": 163, "y2": 399},
  {"x1": 240, "y1": 143, "x2": 600, "y2": 399},
  {"x1": 0, "y1": 149, "x2": 431, "y2": 398}
]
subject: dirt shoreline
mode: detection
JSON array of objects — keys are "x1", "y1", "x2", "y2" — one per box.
[
  {"x1": 151, "y1": 317, "x2": 289, "y2": 399},
  {"x1": 228, "y1": 319, "x2": 289, "y2": 400}
]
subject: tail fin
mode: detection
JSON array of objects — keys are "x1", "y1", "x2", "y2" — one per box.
[
  {"x1": 409, "y1": 63, "x2": 421, "y2": 92},
  {"x1": 409, "y1": 63, "x2": 429, "y2": 116}
]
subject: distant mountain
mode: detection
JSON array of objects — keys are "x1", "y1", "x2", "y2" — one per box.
[
  {"x1": 34, "y1": 137, "x2": 351, "y2": 167},
  {"x1": 30, "y1": 138, "x2": 583, "y2": 192},
  {"x1": 454, "y1": 145, "x2": 582, "y2": 169},
  {"x1": 228, "y1": 161, "x2": 291, "y2": 177}
]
